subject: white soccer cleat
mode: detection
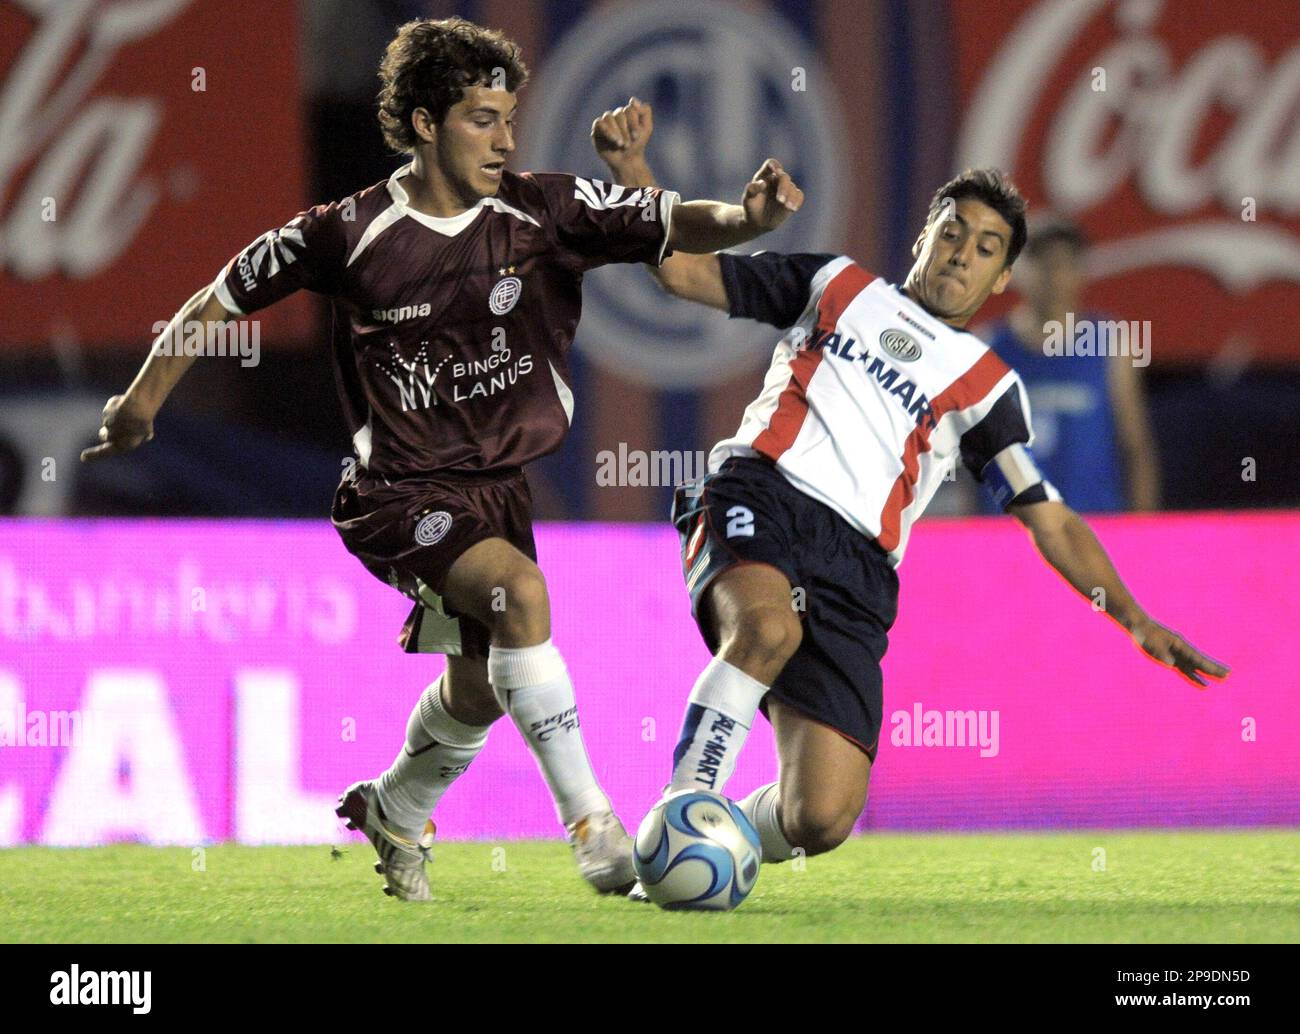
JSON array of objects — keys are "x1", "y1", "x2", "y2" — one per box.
[
  {"x1": 567, "y1": 810, "x2": 637, "y2": 894},
  {"x1": 336, "y1": 780, "x2": 436, "y2": 902},
  {"x1": 626, "y1": 880, "x2": 650, "y2": 903}
]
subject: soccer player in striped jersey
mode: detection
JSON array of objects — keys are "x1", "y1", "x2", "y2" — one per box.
[
  {"x1": 593, "y1": 103, "x2": 1228, "y2": 884},
  {"x1": 80, "y1": 19, "x2": 802, "y2": 901}
]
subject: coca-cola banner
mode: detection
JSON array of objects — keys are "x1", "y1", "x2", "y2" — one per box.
[
  {"x1": 953, "y1": 0, "x2": 1300, "y2": 364},
  {"x1": 0, "y1": 0, "x2": 309, "y2": 348}
]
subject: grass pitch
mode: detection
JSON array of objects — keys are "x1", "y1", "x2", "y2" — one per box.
[{"x1": 1, "y1": 830, "x2": 1295, "y2": 943}]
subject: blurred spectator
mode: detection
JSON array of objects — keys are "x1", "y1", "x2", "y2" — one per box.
[{"x1": 977, "y1": 217, "x2": 1161, "y2": 513}]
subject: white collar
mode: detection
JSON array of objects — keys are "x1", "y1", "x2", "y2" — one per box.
[{"x1": 386, "y1": 162, "x2": 487, "y2": 237}]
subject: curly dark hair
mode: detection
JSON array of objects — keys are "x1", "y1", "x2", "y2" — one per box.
[
  {"x1": 925, "y1": 168, "x2": 1029, "y2": 267},
  {"x1": 377, "y1": 17, "x2": 529, "y2": 154}
]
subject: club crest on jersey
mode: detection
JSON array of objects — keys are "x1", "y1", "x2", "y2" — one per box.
[
  {"x1": 490, "y1": 276, "x2": 522, "y2": 315},
  {"x1": 879, "y1": 328, "x2": 922, "y2": 362},
  {"x1": 414, "y1": 511, "x2": 453, "y2": 546}
]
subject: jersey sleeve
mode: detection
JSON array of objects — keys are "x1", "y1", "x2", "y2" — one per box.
[
  {"x1": 959, "y1": 375, "x2": 1063, "y2": 510},
  {"x1": 527, "y1": 173, "x2": 678, "y2": 272},
  {"x1": 211, "y1": 202, "x2": 348, "y2": 316},
  {"x1": 717, "y1": 251, "x2": 841, "y2": 328}
]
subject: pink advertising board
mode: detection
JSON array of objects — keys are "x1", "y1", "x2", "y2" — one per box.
[{"x1": 0, "y1": 513, "x2": 1295, "y2": 845}]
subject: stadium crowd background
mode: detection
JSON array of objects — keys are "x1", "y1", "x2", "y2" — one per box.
[{"x1": 1, "y1": 0, "x2": 1296, "y2": 520}]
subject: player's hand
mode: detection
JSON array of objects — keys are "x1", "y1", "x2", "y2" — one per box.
[
  {"x1": 1131, "y1": 619, "x2": 1230, "y2": 688},
  {"x1": 591, "y1": 97, "x2": 653, "y2": 164},
  {"x1": 741, "y1": 159, "x2": 803, "y2": 233},
  {"x1": 80, "y1": 394, "x2": 155, "y2": 462}
]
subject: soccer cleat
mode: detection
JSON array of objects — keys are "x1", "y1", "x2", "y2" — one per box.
[
  {"x1": 567, "y1": 810, "x2": 637, "y2": 894},
  {"x1": 335, "y1": 780, "x2": 436, "y2": 902},
  {"x1": 626, "y1": 879, "x2": 651, "y2": 903}
]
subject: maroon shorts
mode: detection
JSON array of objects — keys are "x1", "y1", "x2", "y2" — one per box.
[{"x1": 331, "y1": 467, "x2": 536, "y2": 658}]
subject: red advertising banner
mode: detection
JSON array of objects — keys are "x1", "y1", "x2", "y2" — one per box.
[
  {"x1": 0, "y1": 0, "x2": 311, "y2": 349},
  {"x1": 952, "y1": 0, "x2": 1300, "y2": 365}
]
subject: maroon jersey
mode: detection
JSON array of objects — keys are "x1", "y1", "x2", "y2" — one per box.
[{"x1": 212, "y1": 164, "x2": 677, "y2": 478}]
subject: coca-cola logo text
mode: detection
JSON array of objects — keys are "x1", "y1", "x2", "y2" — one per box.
[
  {"x1": 1, "y1": 0, "x2": 194, "y2": 281},
  {"x1": 957, "y1": 0, "x2": 1300, "y2": 292}
]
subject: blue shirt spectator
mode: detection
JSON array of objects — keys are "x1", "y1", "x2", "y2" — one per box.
[{"x1": 975, "y1": 217, "x2": 1160, "y2": 514}]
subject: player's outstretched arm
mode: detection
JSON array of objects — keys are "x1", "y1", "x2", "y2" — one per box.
[
  {"x1": 80, "y1": 285, "x2": 234, "y2": 462},
  {"x1": 591, "y1": 99, "x2": 729, "y2": 310},
  {"x1": 666, "y1": 156, "x2": 803, "y2": 253},
  {"x1": 592, "y1": 98, "x2": 802, "y2": 254},
  {"x1": 1011, "y1": 499, "x2": 1230, "y2": 687}
]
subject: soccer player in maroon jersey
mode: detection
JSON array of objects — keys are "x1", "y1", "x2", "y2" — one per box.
[
  {"x1": 80, "y1": 18, "x2": 803, "y2": 901},
  {"x1": 592, "y1": 102, "x2": 1228, "y2": 897}
]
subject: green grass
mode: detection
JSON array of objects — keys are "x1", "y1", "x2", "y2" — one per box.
[{"x1": 1, "y1": 830, "x2": 1296, "y2": 943}]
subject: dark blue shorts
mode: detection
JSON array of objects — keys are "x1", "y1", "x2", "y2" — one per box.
[{"x1": 671, "y1": 457, "x2": 899, "y2": 761}]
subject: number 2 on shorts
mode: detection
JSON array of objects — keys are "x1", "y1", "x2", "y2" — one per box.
[{"x1": 725, "y1": 505, "x2": 755, "y2": 538}]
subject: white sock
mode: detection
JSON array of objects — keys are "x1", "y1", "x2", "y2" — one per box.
[
  {"x1": 488, "y1": 639, "x2": 609, "y2": 826},
  {"x1": 376, "y1": 675, "x2": 490, "y2": 838},
  {"x1": 738, "y1": 782, "x2": 797, "y2": 862},
  {"x1": 668, "y1": 657, "x2": 769, "y2": 793}
]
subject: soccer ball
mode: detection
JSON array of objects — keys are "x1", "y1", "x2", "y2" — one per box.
[{"x1": 633, "y1": 789, "x2": 762, "y2": 910}]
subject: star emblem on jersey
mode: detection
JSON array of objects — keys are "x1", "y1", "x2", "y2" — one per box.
[
  {"x1": 879, "y1": 328, "x2": 922, "y2": 362},
  {"x1": 490, "y1": 276, "x2": 522, "y2": 315},
  {"x1": 414, "y1": 511, "x2": 453, "y2": 546}
]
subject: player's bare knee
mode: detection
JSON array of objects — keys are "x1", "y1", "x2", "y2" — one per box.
[
  {"x1": 492, "y1": 565, "x2": 551, "y2": 643},
  {"x1": 726, "y1": 607, "x2": 802, "y2": 668},
  {"x1": 499, "y1": 566, "x2": 549, "y2": 619},
  {"x1": 780, "y1": 797, "x2": 854, "y2": 857},
  {"x1": 788, "y1": 822, "x2": 851, "y2": 857}
]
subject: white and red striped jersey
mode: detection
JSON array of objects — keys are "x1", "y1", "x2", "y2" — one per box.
[{"x1": 709, "y1": 252, "x2": 1061, "y2": 566}]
